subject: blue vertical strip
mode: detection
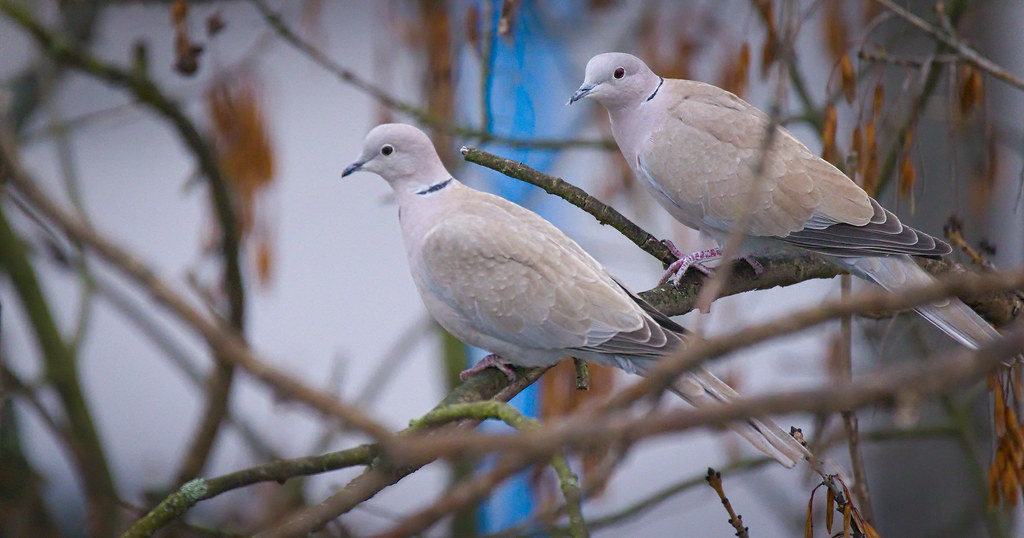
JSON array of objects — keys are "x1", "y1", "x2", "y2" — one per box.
[{"x1": 454, "y1": 0, "x2": 585, "y2": 533}]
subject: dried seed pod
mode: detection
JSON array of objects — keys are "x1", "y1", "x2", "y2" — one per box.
[
  {"x1": 804, "y1": 493, "x2": 815, "y2": 538},
  {"x1": 824, "y1": 0, "x2": 848, "y2": 61},
  {"x1": 171, "y1": 0, "x2": 187, "y2": 25},
  {"x1": 960, "y1": 64, "x2": 984, "y2": 116},
  {"x1": 826, "y1": 487, "x2": 835, "y2": 532},
  {"x1": 860, "y1": 122, "x2": 878, "y2": 196},
  {"x1": 872, "y1": 84, "x2": 884, "y2": 117},
  {"x1": 995, "y1": 383, "x2": 1008, "y2": 437},
  {"x1": 899, "y1": 154, "x2": 915, "y2": 198},
  {"x1": 840, "y1": 54, "x2": 856, "y2": 104},
  {"x1": 822, "y1": 104, "x2": 839, "y2": 165}
]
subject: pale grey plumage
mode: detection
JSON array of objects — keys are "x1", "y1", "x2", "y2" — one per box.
[
  {"x1": 343, "y1": 123, "x2": 809, "y2": 467},
  {"x1": 573, "y1": 52, "x2": 1001, "y2": 351}
]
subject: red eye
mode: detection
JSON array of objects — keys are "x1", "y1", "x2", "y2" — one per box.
[
  {"x1": 380, "y1": 144, "x2": 394, "y2": 156},
  {"x1": 613, "y1": 67, "x2": 625, "y2": 79}
]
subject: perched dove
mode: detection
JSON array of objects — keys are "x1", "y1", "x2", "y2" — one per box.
[
  {"x1": 571, "y1": 52, "x2": 1000, "y2": 350},
  {"x1": 342, "y1": 123, "x2": 809, "y2": 467}
]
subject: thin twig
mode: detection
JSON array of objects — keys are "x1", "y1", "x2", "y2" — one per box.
[
  {"x1": 0, "y1": 139, "x2": 395, "y2": 445},
  {"x1": 461, "y1": 147, "x2": 1024, "y2": 325},
  {"x1": 874, "y1": 0, "x2": 968, "y2": 194},
  {"x1": 839, "y1": 275, "x2": 874, "y2": 523},
  {"x1": 462, "y1": 146, "x2": 676, "y2": 265},
  {"x1": 873, "y1": 0, "x2": 1024, "y2": 92},
  {"x1": 0, "y1": 0, "x2": 252, "y2": 482},
  {"x1": 386, "y1": 275, "x2": 1024, "y2": 463},
  {"x1": 0, "y1": 198, "x2": 118, "y2": 534},
  {"x1": 122, "y1": 367, "x2": 548, "y2": 538},
  {"x1": 320, "y1": 318, "x2": 1024, "y2": 538},
  {"x1": 407, "y1": 402, "x2": 587, "y2": 538},
  {"x1": 705, "y1": 468, "x2": 750, "y2": 538},
  {"x1": 256, "y1": 368, "x2": 549, "y2": 538},
  {"x1": 573, "y1": 358, "x2": 590, "y2": 391}
]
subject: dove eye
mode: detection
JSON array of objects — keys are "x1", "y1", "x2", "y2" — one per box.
[
  {"x1": 380, "y1": 144, "x2": 394, "y2": 156},
  {"x1": 613, "y1": 67, "x2": 625, "y2": 79}
]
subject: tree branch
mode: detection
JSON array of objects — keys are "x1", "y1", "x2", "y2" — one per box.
[
  {"x1": 0, "y1": 0, "x2": 252, "y2": 481},
  {"x1": 873, "y1": 0, "x2": 1024, "y2": 92},
  {"x1": 0, "y1": 205, "x2": 118, "y2": 535},
  {"x1": 0, "y1": 138, "x2": 394, "y2": 446},
  {"x1": 385, "y1": 271, "x2": 1024, "y2": 463},
  {"x1": 461, "y1": 146, "x2": 1024, "y2": 324},
  {"x1": 122, "y1": 366, "x2": 548, "y2": 537},
  {"x1": 255, "y1": 367, "x2": 548, "y2": 538},
  {"x1": 461, "y1": 146, "x2": 675, "y2": 264}
]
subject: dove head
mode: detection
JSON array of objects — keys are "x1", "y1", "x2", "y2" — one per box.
[
  {"x1": 342, "y1": 123, "x2": 450, "y2": 191},
  {"x1": 571, "y1": 53, "x2": 660, "y2": 111}
]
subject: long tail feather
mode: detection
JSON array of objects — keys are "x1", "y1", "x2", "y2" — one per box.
[
  {"x1": 631, "y1": 362, "x2": 810, "y2": 467},
  {"x1": 841, "y1": 255, "x2": 1000, "y2": 349}
]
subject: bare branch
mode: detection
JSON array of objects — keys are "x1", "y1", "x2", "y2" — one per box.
[
  {"x1": 0, "y1": 139, "x2": 394, "y2": 446},
  {"x1": 258, "y1": 368, "x2": 549, "y2": 537},
  {"x1": 387, "y1": 273, "x2": 1024, "y2": 463},
  {"x1": 873, "y1": 0, "x2": 1024, "y2": 91},
  {"x1": 123, "y1": 367, "x2": 548, "y2": 537},
  {"x1": 461, "y1": 147, "x2": 1024, "y2": 324}
]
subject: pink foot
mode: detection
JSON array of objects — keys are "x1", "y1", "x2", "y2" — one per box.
[
  {"x1": 658, "y1": 242, "x2": 723, "y2": 286},
  {"x1": 743, "y1": 255, "x2": 764, "y2": 275},
  {"x1": 460, "y1": 354, "x2": 516, "y2": 381}
]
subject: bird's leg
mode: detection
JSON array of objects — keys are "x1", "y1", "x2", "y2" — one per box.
[
  {"x1": 459, "y1": 354, "x2": 516, "y2": 381},
  {"x1": 659, "y1": 241, "x2": 722, "y2": 285},
  {"x1": 743, "y1": 255, "x2": 764, "y2": 275}
]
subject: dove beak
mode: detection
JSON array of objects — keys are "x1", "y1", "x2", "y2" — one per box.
[
  {"x1": 341, "y1": 159, "x2": 366, "y2": 178},
  {"x1": 569, "y1": 83, "x2": 597, "y2": 104}
]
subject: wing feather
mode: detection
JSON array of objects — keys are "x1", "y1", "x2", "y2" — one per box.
[{"x1": 418, "y1": 191, "x2": 681, "y2": 356}]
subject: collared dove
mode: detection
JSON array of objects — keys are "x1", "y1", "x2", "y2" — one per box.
[
  {"x1": 571, "y1": 52, "x2": 1000, "y2": 350},
  {"x1": 342, "y1": 123, "x2": 809, "y2": 467}
]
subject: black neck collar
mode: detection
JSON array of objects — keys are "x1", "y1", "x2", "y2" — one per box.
[
  {"x1": 646, "y1": 77, "x2": 664, "y2": 102},
  {"x1": 416, "y1": 177, "x2": 453, "y2": 195}
]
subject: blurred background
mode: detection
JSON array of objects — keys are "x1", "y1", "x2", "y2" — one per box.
[{"x1": 2, "y1": 0, "x2": 1023, "y2": 536}]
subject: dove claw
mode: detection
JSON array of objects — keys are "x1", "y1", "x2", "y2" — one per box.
[
  {"x1": 658, "y1": 247, "x2": 722, "y2": 286},
  {"x1": 460, "y1": 354, "x2": 516, "y2": 382}
]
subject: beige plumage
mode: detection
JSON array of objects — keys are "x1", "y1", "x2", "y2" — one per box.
[
  {"x1": 572, "y1": 52, "x2": 1000, "y2": 350},
  {"x1": 342, "y1": 123, "x2": 810, "y2": 467}
]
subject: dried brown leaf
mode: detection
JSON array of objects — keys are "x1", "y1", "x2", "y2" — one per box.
[
  {"x1": 823, "y1": 0, "x2": 848, "y2": 61},
  {"x1": 206, "y1": 75, "x2": 276, "y2": 238},
  {"x1": 826, "y1": 487, "x2": 835, "y2": 532},
  {"x1": 995, "y1": 383, "x2": 1007, "y2": 437},
  {"x1": 171, "y1": 0, "x2": 187, "y2": 26},
  {"x1": 899, "y1": 155, "x2": 915, "y2": 198},
  {"x1": 1006, "y1": 405, "x2": 1024, "y2": 453},
  {"x1": 805, "y1": 494, "x2": 814, "y2": 538},
  {"x1": 840, "y1": 54, "x2": 856, "y2": 104},
  {"x1": 720, "y1": 43, "x2": 751, "y2": 98},
  {"x1": 822, "y1": 104, "x2": 838, "y2": 165},
  {"x1": 755, "y1": 0, "x2": 778, "y2": 78},
  {"x1": 256, "y1": 235, "x2": 273, "y2": 287},
  {"x1": 959, "y1": 64, "x2": 984, "y2": 116},
  {"x1": 990, "y1": 459, "x2": 1002, "y2": 506},
  {"x1": 860, "y1": 122, "x2": 878, "y2": 196},
  {"x1": 843, "y1": 503, "x2": 852, "y2": 538},
  {"x1": 872, "y1": 84, "x2": 884, "y2": 118}
]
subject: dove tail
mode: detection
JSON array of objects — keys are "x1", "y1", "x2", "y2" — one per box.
[
  {"x1": 841, "y1": 255, "x2": 1000, "y2": 349},
  {"x1": 628, "y1": 361, "x2": 809, "y2": 468}
]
